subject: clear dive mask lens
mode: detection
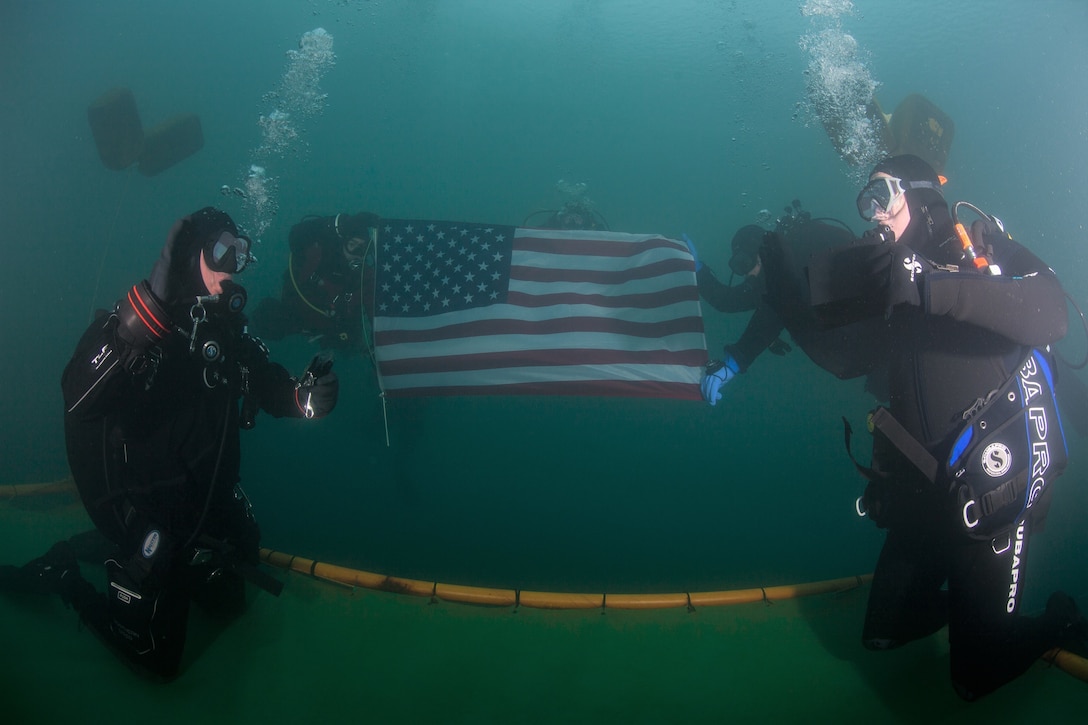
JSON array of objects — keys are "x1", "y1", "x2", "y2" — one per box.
[
  {"x1": 205, "y1": 230, "x2": 253, "y2": 273},
  {"x1": 856, "y1": 176, "x2": 942, "y2": 222},
  {"x1": 857, "y1": 177, "x2": 902, "y2": 221}
]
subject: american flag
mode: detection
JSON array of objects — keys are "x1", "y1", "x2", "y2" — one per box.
[{"x1": 371, "y1": 219, "x2": 706, "y2": 399}]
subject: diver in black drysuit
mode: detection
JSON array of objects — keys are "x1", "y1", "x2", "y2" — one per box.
[
  {"x1": 0, "y1": 208, "x2": 339, "y2": 681},
  {"x1": 692, "y1": 223, "x2": 766, "y2": 318},
  {"x1": 697, "y1": 206, "x2": 891, "y2": 403},
  {"x1": 251, "y1": 212, "x2": 379, "y2": 353},
  {"x1": 806, "y1": 154, "x2": 1086, "y2": 700}
]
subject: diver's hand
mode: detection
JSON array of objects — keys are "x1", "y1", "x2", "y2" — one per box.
[
  {"x1": 682, "y1": 233, "x2": 703, "y2": 272},
  {"x1": 700, "y1": 357, "x2": 739, "y2": 406},
  {"x1": 294, "y1": 354, "x2": 339, "y2": 418}
]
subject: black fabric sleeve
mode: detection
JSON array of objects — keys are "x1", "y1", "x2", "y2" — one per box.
[
  {"x1": 923, "y1": 238, "x2": 1067, "y2": 346},
  {"x1": 234, "y1": 333, "x2": 303, "y2": 419},
  {"x1": 62, "y1": 313, "x2": 136, "y2": 419},
  {"x1": 723, "y1": 303, "x2": 786, "y2": 372},
  {"x1": 696, "y1": 265, "x2": 761, "y2": 313},
  {"x1": 251, "y1": 360, "x2": 303, "y2": 419}
]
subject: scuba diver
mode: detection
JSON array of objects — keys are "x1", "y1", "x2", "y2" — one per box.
[
  {"x1": 803, "y1": 154, "x2": 1086, "y2": 700},
  {"x1": 685, "y1": 223, "x2": 766, "y2": 315},
  {"x1": 523, "y1": 180, "x2": 610, "y2": 231},
  {"x1": 523, "y1": 198, "x2": 609, "y2": 231},
  {"x1": 0, "y1": 207, "x2": 339, "y2": 681},
  {"x1": 250, "y1": 212, "x2": 379, "y2": 353},
  {"x1": 692, "y1": 201, "x2": 876, "y2": 404}
]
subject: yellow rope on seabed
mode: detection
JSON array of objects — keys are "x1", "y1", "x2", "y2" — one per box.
[
  {"x1": 3, "y1": 479, "x2": 1085, "y2": 685},
  {"x1": 0, "y1": 478, "x2": 77, "y2": 499}
]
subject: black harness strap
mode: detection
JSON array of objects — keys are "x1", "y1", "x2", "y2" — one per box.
[
  {"x1": 841, "y1": 408, "x2": 939, "y2": 484},
  {"x1": 869, "y1": 407, "x2": 939, "y2": 484}
]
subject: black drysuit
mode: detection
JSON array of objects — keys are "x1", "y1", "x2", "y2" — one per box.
[
  {"x1": 702, "y1": 215, "x2": 890, "y2": 384},
  {"x1": 61, "y1": 298, "x2": 303, "y2": 679},
  {"x1": 812, "y1": 229, "x2": 1070, "y2": 700}
]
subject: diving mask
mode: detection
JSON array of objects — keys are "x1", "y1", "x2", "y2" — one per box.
[
  {"x1": 856, "y1": 176, "x2": 942, "y2": 222},
  {"x1": 204, "y1": 230, "x2": 254, "y2": 274}
]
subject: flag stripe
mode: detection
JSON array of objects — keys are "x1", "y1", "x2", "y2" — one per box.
[
  {"x1": 513, "y1": 230, "x2": 688, "y2": 258},
  {"x1": 375, "y1": 313, "x2": 703, "y2": 347},
  {"x1": 386, "y1": 379, "x2": 701, "y2": 399},
  {"x1": 373, "y1": 220, "x2": 706, "y2": 399},
  {"x1": 505, "y1": 285, "x2": 697, "y2": 310},
  {"x1": 379, "y1": 345, "x2": 709, "y2": 376},
  {"x1": 381, "y1": 364, "x2": 703, "y2": 394},
  {"x1": 510, "y1": 257, "x2": 692, "y2": 283}
]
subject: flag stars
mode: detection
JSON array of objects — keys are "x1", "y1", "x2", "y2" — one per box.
[{"x1": 378, "y1": 221, "x2": 511, "y2": 317}]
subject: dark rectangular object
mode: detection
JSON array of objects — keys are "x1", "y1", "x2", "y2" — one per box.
[
  {"x1": 87, "y1": 88, "x2": 144, "y2": 170},
  {"x1": 138, "y1": 113, "x2": 204, "y2": 176}
]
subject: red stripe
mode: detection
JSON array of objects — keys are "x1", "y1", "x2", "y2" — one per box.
[
  {"x1": 385, "y1": 379, "x2": 703, "y2": 400},
  {"x1": 510, "y1": 257, "x2": 693, "y2": 284},
  {"x1": 375, "y1": 314, "x2": 703, "y2": 346},
  {"x1": 514, "y1": 233, "x2": 686, "y2": 258},
  {"x1": 380, "y1": 346, "x2": 708, "y2": 376},
  {"x1": 128, "y1": 287, "x2": 169, "y2": 337}
]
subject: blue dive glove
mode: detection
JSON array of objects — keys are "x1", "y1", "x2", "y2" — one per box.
[
  {"x1": 700, "y1": 356, "x2": 739, "y2": 406},
  {"x1": 682, "y1": 233, "x2": 703, "y2": 272}
]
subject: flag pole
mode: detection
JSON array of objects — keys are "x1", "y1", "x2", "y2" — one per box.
[{"x1": 360, "y1": 228, "x2": 392, "y2": 447}]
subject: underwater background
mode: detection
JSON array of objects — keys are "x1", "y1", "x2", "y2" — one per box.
[{"x1": 1, "y1": 1, "x2": 1086, "y2": 721}]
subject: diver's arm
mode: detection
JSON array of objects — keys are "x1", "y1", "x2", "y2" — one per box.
[
  {"x1": 62, "y1": 315, "x2": 137, "y2": 419},
  {"x1": 251, "y1": 360, "x2": 305, "y2": 419},
  {"x1": 237, "y1": 333, "x2": 335, "y2": 420},
  {"x1": 696, "y1": 266, "x2": 761, "y2": 313},
  {"x1": 723, "y1": 303, "x2": 786, "y2": 372},
  {"x1": 924, "y1": 239, "x2": 1067, "y2": 346}
]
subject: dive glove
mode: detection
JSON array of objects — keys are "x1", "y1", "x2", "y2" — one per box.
[
  {"x1": 700, "y1": 356, "x2": 739, "y2": 406},
  {"x1": 294, "y1": 353, "x2": 339, "y2": 419},
  {"x1": 682, "y1": 233, "x2": 703, "y2": 272}
]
